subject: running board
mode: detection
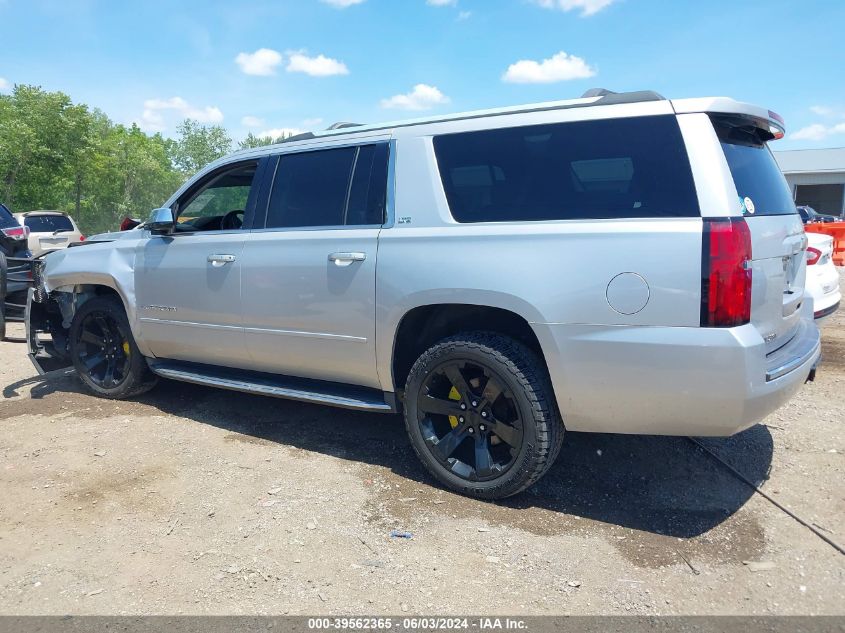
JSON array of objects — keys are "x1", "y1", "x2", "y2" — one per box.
[{"x1": 146, "y1": 359, "x2": 396, "y2": 413}]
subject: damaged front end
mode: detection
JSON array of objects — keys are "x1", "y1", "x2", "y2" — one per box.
[{"x1": 26, "y1": 260, "x2": 75, "y2": 374}]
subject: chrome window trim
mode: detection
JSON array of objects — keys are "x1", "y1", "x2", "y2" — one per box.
[
  {"x1": 383, "y1": 138, "x2": 397, "y2": 229},
  {"x1": 247, "y1": 224, "x2": 383, "y2": 234}
]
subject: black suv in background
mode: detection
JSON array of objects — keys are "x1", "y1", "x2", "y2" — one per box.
[
  {"x1": 0, "y1": 203, "x2": 31, "y2": 258},
  {"x1": 1, "y1": 203, "x2": 33, "y2": 335},
  {"x1": 797, "y1": 205, "x2": 842, "y2": 224}
]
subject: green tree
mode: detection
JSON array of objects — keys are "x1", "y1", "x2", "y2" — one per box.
[
  {"x1": 169, "y1": 119, "x2": 232, "y2": 175},
  {"x1": 0, "y1": 84, "x2": 322, "y2": 236},
  {"x1": 0, "y1": 85, "x2": 86, "y2": 211},
  {"x1": 0, "y1": 84, "x2": 187, "y2": 235},
  {"x1": 237, "y1": 131, "x2": 296, "y2": 150},
  {"x1": 79, "y1": 123, "x2": 183, "y2": 234}
]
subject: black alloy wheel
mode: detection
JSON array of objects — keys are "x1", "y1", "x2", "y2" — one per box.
[
  {"x1": 403, "y1": 332, "x2": 563, "y2": 500},
  {"x1": 416, "y1": 359, "x2": 523, "y2": 482},
  {"x1": 74, "y1": 310, "x2": 131, "y2": 389},
  {"x1": 69, "y1": 295, "x2": 158, "y2": 399}
]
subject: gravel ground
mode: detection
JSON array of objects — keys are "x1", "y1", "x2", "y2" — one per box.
[{"x1": 0, "y1": 273, "x2": 843, "y2": 615}]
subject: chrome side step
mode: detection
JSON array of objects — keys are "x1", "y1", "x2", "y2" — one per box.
[{"x1": 146, "y1": 359, "x2": 395, "y2": 413}]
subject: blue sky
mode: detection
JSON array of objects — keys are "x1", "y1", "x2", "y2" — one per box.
[{"x1": 1, "y1": 0, "x2": 844, "y2": 148}]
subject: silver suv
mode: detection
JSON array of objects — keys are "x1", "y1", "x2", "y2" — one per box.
[{"x1": 26, "y1": 89, "x2": 821, "y2": 499}]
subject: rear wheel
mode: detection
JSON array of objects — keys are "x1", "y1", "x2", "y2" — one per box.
[
  {"x1": 403, "y1": 332, "x2": 563, "y2": 500},
  {"x1": 69, "y1": 296, "x2": 157, "y2": 399}
]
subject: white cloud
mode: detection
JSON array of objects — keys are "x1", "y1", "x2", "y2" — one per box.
[
  {"x1": 235, "y1": 48, "x2": 283, "y2": 76},
  {"x1": 0, "y1": 77, "x2": 10, "y2": 93},
  {"x1": 256, "y1": 127, "x2": 304, "y2": 140},
  {"x1": 302, "y1": 117, "x2": 324, "y2": 127},
  {"x1": 320, "y1": 0, "x2": 365, "y2": 7},
  {"x1": 532, "y1": 0, "x2": 618, "y2": 17},
  {"x1": 138, "y1": 97, "x2": 223, "y2": 132},
  {"x1": 502, "y1": 51, "x2": 595, "y2": 83},
  {"x1": 380, "y1": 84, "x2": 450, "y2": 111},
  {"x1": 286, "y1": 52, "x2": 349, "y2": 77},
  {"x1": 241, "y1": 115, "x2": 264, "y2": 128},
  {"x1": 809, "y1": 105, "x2": 834, "y2": 117},
  {"x1": 457, "y1": 10, "x2": 472, "y2": 19},
  {"x1": 427, "y1": 0, "x2": 457, "y2": 5},
  {"x1": 791, "y1": 122, "x2": 845, "y2": 141}
]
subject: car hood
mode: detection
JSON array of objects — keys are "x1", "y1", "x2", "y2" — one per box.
[{"x1": 86, "y1": 228, "x2": 144, "y2": 242}]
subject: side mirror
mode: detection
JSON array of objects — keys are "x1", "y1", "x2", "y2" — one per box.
[{"x1": 148, "y1": 208, "x2": 175, "y2": 235}]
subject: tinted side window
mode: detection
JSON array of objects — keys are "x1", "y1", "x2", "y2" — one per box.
[
  {"x1": 346, "y1": 144, "x2": 389, "y2": 226},
  {"x1": 266, "y1": 147, "x2": 356, "y2": 228},
  {"x1": 433, "y1": 115, "x2": 700, "y2": 222}
]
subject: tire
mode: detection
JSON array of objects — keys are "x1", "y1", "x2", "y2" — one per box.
[
  {"x1": 69, "y1": 295, "x2": 157, "y2": 399},
  {"x1": 403, "y1": 332, "x2": 564, "y2": 500}
]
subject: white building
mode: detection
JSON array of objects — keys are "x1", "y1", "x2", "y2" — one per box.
[{"x1": 774, "y1": 148, "x2": 845, "y2": 217}]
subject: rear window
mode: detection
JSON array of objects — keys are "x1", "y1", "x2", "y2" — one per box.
[
  {"x1": 0, "y1": 203, "x2": 16, "y2": 229},
  {"x1": 712, "y1": 116, "x2": 797, "y2": 217},
  {"x1": 23, "y1": 214, "x2": 75, "y2": 233},
  {"x1": 433, "y1": 115, "x2": 700, "y2": 223}
]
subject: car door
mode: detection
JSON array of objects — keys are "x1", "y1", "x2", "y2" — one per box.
[
  {"x1": 135, "y1": 158, "x2": 268, "y2": 368},
  {"x1": 239, "y1": 141, "x2": 389, "y2": 389}
]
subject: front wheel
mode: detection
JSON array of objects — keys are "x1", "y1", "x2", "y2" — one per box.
[
  {"x1": 69, "y1": 295, "x2": 157, "y2": 399},
  {"x1": 403, "y1": 332, "x2": 563, "y2": 500}
]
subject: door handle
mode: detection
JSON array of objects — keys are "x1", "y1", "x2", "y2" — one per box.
[
  {"x1": 328, "y1": 252, "x2": 366, "y2": 266},
  {"x1": 208, "y1": 254, "x2": 236, "y2": 267}
]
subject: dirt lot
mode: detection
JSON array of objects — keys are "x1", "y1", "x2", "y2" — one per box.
[{"x1": 1, "y1": 280, "x2": 843, "y2": 615}]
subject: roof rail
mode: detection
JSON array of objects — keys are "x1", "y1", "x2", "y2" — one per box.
[
  {"x1": 581, "y1": 88, "x2": 666, "y2": 104},
  {"x1": 280, "y1": 132, "x2": 316, "y2": 143},
  {"x1": 326, "y1": 122, "x2": 362, "y2": 130},
  {"x1": 229, "y1": 88, "x2": 669, "y2": 154}
]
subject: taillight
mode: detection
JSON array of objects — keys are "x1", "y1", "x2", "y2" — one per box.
[
  {"x1": 806, "y1": 247, "x2": 821, "y2": 266},
  {"x1": 701, "y1": 218, "x2": 752, "y2": 327},
  {"x1": 768, "y1": 110, "x2": 786, "y2": 140},
  {"x1": 79, "y1": 234, "x2": 86, "y2": 241},
  {"x1": 1, "y1": 225, "x2": 29, "y2": 240}
]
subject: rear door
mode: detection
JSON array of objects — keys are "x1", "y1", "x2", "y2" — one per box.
[
  {"x1": 239, "y1": 142, "x2": 389, "y2": 388},
  {"x1": 712, "y1": 115, "x2": 806, "y2": 353}
]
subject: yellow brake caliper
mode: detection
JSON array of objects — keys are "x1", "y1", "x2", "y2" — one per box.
[
  {"x1": 447, "y1": 386, "x2": 461, "y2": 428},
  {"x1": 122, "y1": 341, "x2": 130, "y2": 357}
]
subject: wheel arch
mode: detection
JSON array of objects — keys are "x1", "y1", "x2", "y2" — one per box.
[
  {"x1": 48, "y1": 281, "x2": 151, "y2": 357},
  {"x1": 389, "y1": 302, "x2": 551, "y2": 396}
]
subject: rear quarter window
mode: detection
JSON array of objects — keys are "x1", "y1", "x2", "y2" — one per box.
[
  {"x1": 433, "y1": 115, "x2": 700, "y2": 223},
  {"x1": 712, "y1": 116, "x2": 797, "y2": 217}
]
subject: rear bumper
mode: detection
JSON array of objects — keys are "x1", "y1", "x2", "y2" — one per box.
[
  {"x1": 534, "y1": 315, "x2": 820, "y2": 437},
  {"x1": 806, "y1": 263, "x2": 841, "y2": 320},
  {"x1": 815, "y1": 300, "x2": 840, "y2": 321}
]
